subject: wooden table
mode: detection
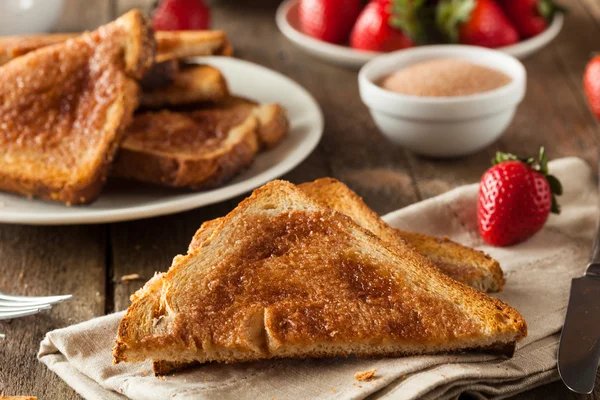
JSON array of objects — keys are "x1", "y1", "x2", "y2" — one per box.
[{"x1": 1, "y1": 0, "x2": 599, "y2": 398}]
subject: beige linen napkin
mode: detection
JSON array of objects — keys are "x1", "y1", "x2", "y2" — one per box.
[{"x1": 39, "y1": 157, "x2": 598, "y2": 400}]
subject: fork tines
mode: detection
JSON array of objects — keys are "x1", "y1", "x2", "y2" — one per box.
[{"x1": 0, "y1": 292, "x2": 72, "y2": 321}]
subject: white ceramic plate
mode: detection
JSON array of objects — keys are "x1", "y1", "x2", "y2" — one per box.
[
  {"x1": 276, "y1": 0, "x2": 564, "y2": 69},
  {"x1": 0, "y1": 57, "x2": 323, "y2": 225}
]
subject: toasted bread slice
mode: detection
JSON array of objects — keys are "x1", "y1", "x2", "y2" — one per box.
[
  {"x1": 0, "y1": 10, "x2": 154, "y2": 204},
  {"x1": 112, "y1": 107, "x2": 259, "y2": 189},
  {"x1": 112, "y1": 96, "x2": 288, "y2": 189},
  {"x1": 114, "y1": 180, "x2": 526, "y2": 367},
  {"x1": 0, "y1": 30, "x2": 231, "y2": 66},
  {"x1": 140, "y1": 65, "x2": 229, "y2": 108},
  {"x1": 188, "y1": 179, "x2": 503, "y2": 292}
]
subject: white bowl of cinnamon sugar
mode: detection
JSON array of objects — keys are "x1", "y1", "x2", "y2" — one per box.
[{"x1": 359, "y1": 45, "x2": 526, "y2": 158}]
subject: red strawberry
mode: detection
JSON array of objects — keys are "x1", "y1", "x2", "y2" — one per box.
[
  {"x1": 437, "y1": 0, "x2": 519, "y2": 48},
  {"x1": 298, "y1": 0, "x2": 363, "y2": 44},
  {"x1": 478, "y1": 148, "x2": 562, "y2": 247},
  {"x1": 350, "y1": 0, "x2": 415, "y2": 52},
  {"x1": 500, "y1": 0, "x2": 563, "y2": 38},
  {"x1": 584, "y1": 55, "x2": 600, "y2": 120},
  {"x1": 153, "y1": 0, "x2": 210, "y2": 31}
]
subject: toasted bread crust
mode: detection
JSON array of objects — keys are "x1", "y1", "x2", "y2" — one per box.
[
  {"x1": 0, "y1": 30, "x2": 232, "y2": 67},
  {"x1": 253, "y1": 104, "x2": 289, "y2": 149},
  {"x1": 114, "y1": 180, "x2": 526, "y2": 368},
  {"x1": 154, "y1": 30, "x2": 232, "y2": 62},
  {"x1": 206, "y1": 97, "x2": 289, "y2": 149},
  {"x1": 117, "y1": 10, "x2": 156, "y2": 80},
  {"x1": 395, "y1": 231, "x2": 504, "y2": 292},
  {"x1": 0, "y1": 9, "x2": 154, "y2": 204}
]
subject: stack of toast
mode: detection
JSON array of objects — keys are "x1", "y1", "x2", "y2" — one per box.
[
  {"x1": 114, "y1": 179, "x2": 526, "y2": 375},
  {"x1": 0, "y1": 11, "x2": 288, "y2": 205}
]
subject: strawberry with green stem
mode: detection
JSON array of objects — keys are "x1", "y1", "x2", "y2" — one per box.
[
  {"x1": 478, "y1": 148, "x2": 563, "y2": 247},
  {"x1": 436, "y1": 0, "x2": 519, "y2": 48},
  {"x1": 351, "y1": 0, "x2": 435, "y2": 52}
]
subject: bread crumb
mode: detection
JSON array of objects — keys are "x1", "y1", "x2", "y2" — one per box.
[
  {"x1": 203, "y1": 376, "x2": 207, "y2": 382},
  {"x1": 158, "y1": 376, "x2": 166, "y2": 381},
  {"x1": 121, "y1": 273, "x2": 141, "y2": 282},
  {"x1": 330, "y1": 387, "x2": 336, "y2": 393},
  {"x1": 18, "y1": 270, "x2": 24, "y2": 280},
  {"x1": 355, "y1": 369, "x2": 377, "y2": 382},
  {"x1": 2, "y1": 397, "x2": 37, "y2": 400}
]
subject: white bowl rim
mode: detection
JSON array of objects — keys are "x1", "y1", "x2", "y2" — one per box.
[{"x1": 358, "y1": 45, "x2": 526, "y2": 106}]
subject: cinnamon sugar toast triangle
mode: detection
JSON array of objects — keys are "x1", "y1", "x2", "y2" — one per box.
[
  {"x1": 114, "y1": 180, "x2": 526, "y2": 370},
  {"x1": 189, "y1": 178, "x2": 504, "y2": 293},
  {"x1": 0, "y1": 10, "x2": 154, "y2": 204}
]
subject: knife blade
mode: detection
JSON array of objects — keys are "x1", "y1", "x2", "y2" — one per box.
[{"x1": 558, "y1": 180, "x2": 600, "y2": 394}]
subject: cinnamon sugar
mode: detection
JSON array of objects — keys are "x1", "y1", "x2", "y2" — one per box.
[{"x1": 381, "y1": 59, "x2": 512, "y2": 97}]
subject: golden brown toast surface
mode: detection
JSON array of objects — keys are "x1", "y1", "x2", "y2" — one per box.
[
  {"x1": 114, "y1": 181, "x2": 526, "y2": 367},
  {"x1": 140, "y1": 65, "x2": 229, "y2": 108},
  {"x1": 189, "y1": 178, "x2": 503, "y2": 292},
  {"x1": 299, "y1": 179, "x2": 504, "y2": 292},
  {"x1": 0, "y1": 10, "x2": 154, "y2": 204}
]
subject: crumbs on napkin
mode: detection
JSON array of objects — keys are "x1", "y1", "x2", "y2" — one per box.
[
  {"x1": 121, "y1": 273, "x2": 141, "y2": 282},
  {"x1": 354, "y1": 369, "x2": 377, "y2": 382}
]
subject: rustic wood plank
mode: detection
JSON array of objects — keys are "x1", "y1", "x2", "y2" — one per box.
[
  {"x1": 0, "y1": 224, "x2": 106, "y2": 399},
  {"x1": 578, "y1": 0, "x2": 600, "y2": 26},
  {"x1": 53, "y1": 0, "x2": 113, "y2": 32},
  {"x1": 116, "y1": 0, "x2": 153, "y2": 16}
]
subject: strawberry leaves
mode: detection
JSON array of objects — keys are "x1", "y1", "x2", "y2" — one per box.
[
  {"x1": 537, "y1": 0, "x2": 566, "y2": 21},
  {"x1": 436, "y1": 0, "x2": 476, "y2": 43},
  {"x1": 493, "y1": 147, "x2": 563, "y2": 214},
  {"x1": 389, "y1": 0, "x2": 433, "y2": 44}
]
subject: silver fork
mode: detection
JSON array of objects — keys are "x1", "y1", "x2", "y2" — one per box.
[{"x1": 0, "y1": 291, "x2": 72, "y2": 338}]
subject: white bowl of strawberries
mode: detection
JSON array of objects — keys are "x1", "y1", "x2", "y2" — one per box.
[{"x1": 276, "y1": 0, "x2": 564, "y2": 69}]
